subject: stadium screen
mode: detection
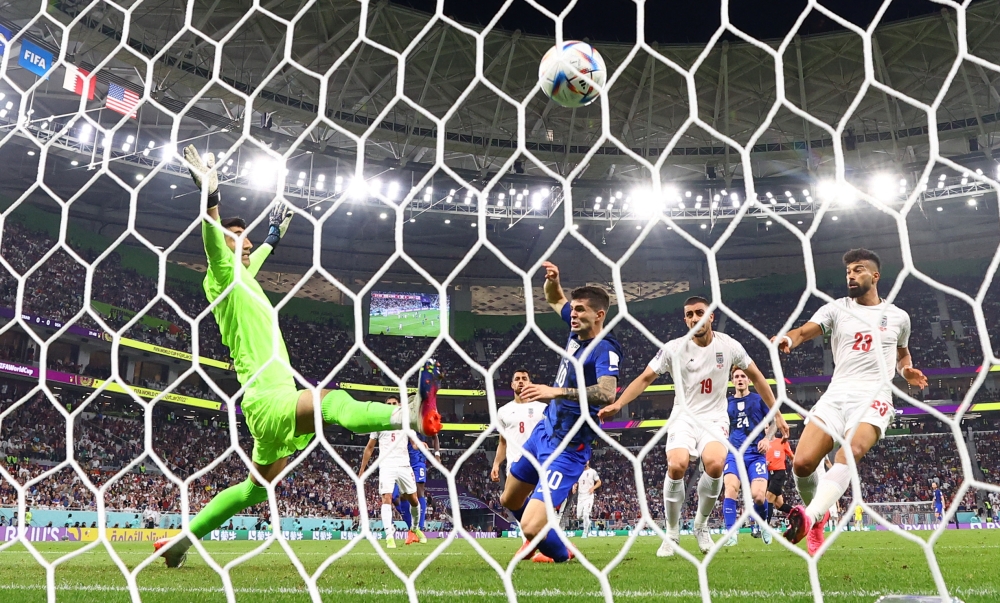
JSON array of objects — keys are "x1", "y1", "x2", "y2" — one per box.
[{"x1": 368, "y1": 291, "x2": 444, "y2": 337}]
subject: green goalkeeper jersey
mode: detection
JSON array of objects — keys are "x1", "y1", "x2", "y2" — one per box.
[{"x1": 201, "y1": 219, "x2": 291, "y2": 391}]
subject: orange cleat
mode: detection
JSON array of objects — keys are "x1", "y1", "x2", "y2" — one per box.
[
  {"x1": 515, "y1": 540, "x2": 536, "y2": 562},
  {"x1": 405, "y1": 530, "x2": 419, "y2": 545},
  {"x1": 413, "y1": 360, "x2": 442, "y2": 436},
  {"x1": 531, "y1": 551, "x2": 553, "y2": 563},
  {"x1": 807, "y1": 510, "x2": 830, "y2": 556},
  {"x1": 153, "y1": 536, "x2": 189, "y2": 568}
]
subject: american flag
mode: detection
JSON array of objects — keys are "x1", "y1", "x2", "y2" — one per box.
[{"x1": 105, "y1": 82, "x2": 139, "y2": 118}]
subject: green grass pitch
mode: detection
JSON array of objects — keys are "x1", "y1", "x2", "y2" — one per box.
[
  {"x1": 369, "y1": 310, "x2": 441, "y2": 338},
  {"x1": 1, "y1": 531, "x2": 996, "y2": 602}
]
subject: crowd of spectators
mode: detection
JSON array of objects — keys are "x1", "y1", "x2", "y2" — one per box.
[{"x1": 4, "y1": 219, "x2": 1000, "y2": 401}]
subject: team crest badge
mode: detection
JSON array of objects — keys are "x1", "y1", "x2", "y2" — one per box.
[
  {"x1": 879, "y1": 315, "x2": 888, "y2": 331},
  {"x1": 716, "y1": 352, "x2": 724, "y2": 369},
  {"x1": 737, "y1": 401, "x2": 745, "y2": 411}
]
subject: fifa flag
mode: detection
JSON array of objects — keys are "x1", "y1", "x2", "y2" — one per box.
[
  {"x1": 62, "y1": 64, "x2": 96, "y2": 100},
  {"x1": 105, "y1": 82, "x2": 139, "y2": 118}
]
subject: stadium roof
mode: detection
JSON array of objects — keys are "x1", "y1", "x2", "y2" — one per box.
[{"x1": 0, "y1": 0, "x2": 998, "y2": 288}]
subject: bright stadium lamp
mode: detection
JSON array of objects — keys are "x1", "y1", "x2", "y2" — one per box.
[{"x1": 869, "y1": 173, "x2": 897, "y2": 202}]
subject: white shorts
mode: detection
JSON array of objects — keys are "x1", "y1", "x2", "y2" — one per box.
[
  {"x1": 577, "y1": 496, "x2": 594, "y2": 519},
  {"x1": 807, "y1": 392, "x2": 894, "y2": 441},
  {"x1": 379, "y1": 465, "x2": 417, "y2": 496},
  {"x1": 665, "y1": 415, "x2": 729, "y2": 458}
]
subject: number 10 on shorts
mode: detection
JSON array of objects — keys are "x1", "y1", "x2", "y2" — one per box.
[{"x1": 535, "y1": 470, "x2": 564, "y2": 493}]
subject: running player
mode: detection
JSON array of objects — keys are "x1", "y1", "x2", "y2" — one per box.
[
  {"x1": 360, "y1": 398, "x2": 425, "y2": 549},
  {"x1": 721, "y1": 367, "x2": 777, "y2": 547},
  {"x1": 932, "y1": 482, "x2": 944, "y2": 523},
  {"x1": 491, "y1": 370, "x2": 547, "y2": 482},
  {"x1": 499, "y1": 262, "x2": 621, "y2": 564},
  {"x1": 765, "y1": 433, "x2": 795, "y2": 526},
  {"x1": 154, "y1": 147, "x2": 441, "y2": 567},
  {"x1": 601, "y1": 296, "x2": 787, "y2": 556},
  {"x1": 574, "y1": 461, "x2": 601, "y2": 538},
  {"x1": 403, "y1": 429, "x2": 440, "y2": 544},
  {"x1": 773, "y1": 248, "x2": 927, "y2": 555}
]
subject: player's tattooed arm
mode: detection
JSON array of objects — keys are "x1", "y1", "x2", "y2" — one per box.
[{"x1": 563, "y1": 375, "x2": 617, "y2": 406}]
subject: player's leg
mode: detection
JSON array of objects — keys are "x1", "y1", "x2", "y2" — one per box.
[
  {"x1": 692, "y1": 441, "x2": 726, "y2": 553},
  {"x1": 155, "y1": 455, "x2": 287, "y2": 567},
  {"x1": 295, "y1": 363, "x2": 441, "y2": 437},
  {"x1": 397, "y1": 470, "x2": 422, "y2": 544},
  {"x1": 380, "y1": 489, "x2": 398, "y2": 548},
  {"x1": 722, "y1": 452, "x2": 741, "y2": 544},
  {"x1": 803, "y1": 422, "x2": 879, "y2": 526},
  {"x1": 750, "y1": 471, "x2": 770, "y2": 544},
  {"x1": 791, "y1": 419, "x2": 836, "y2": 505},
  {"x1": 518, "y1": 446, "x2": 587, "y2": 563},
  {"x1": 415, "y1": 475, "x2": 428, "y2": 536}
]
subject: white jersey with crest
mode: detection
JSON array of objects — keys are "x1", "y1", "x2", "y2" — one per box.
[
  {"x1": 577, "y1": 468, "x2": 600, "y2": 501},
  {"x1": 497, "y1": 400, "x2": 547, "y2": 467},
  {"x1": 809, "y1": 298, "x2": 910, "y2": 401},
  {"x1": 369, "y1": 430, "x2": 411, "y2": 469},
  {"x1": 649, "y1": 331, "x2": 752, "y2": 425}
]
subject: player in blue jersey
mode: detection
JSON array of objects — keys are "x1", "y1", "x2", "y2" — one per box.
[
  {"x1": 932, "y1": 481, "x2": 944, "y2": 523},
  {"x1": 403, "y1": 431, "x2": 440, "y2": 544},
  {"x1": 499, "y1": 261, "x2": 621, "y2": 564},
  {"x1": 722, "y1": 367, "x2": 780, "y2": 547}
]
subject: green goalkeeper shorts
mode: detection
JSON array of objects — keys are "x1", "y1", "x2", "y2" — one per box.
[{"x1": 242, "y1": 384, "x2": 314, "y2": 467}]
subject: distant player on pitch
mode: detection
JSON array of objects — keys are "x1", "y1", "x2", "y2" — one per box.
[
  {"x1": 573, "y1": 461, "x2": 602, "y2": 538},
  {"x1": 491, "y1": 370, "x2": 547, "y2": 483},
  {"x1": 773, "y1": 248, "x2": 927, "y2": 555},
  {"x1": 932, "y1": 482, "x2": 944, "y2": 523},
  {"x1": 499, "y1": 261, "x2": 622, "y2": 564},
  {"x1": 722, "y1": 367, "x2": 779, "y2": 547},
  {"x1": 404, "y1": 429, "x2": 440, "y2": 544},
  {"x1": 601, "y1": 296, "x2": 787, "y2": 556},
  {"x1": 360, "y1": 397, "x2": 426, "y2": 549}
]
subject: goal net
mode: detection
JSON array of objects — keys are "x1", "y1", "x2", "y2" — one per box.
[{"x1": 0, "y1": 0, "x2": 998, "y2": 601}]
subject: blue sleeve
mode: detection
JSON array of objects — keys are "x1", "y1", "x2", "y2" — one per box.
[
  {"x1": 560, "y1": 302, "x2": 572, "y2": 326},
  {"x1": 592, "y1": 340, "x2": 621, "y2": 383}
]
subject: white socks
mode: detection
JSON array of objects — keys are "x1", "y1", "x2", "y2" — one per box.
[
  {"x1": 410, "y1": 504, "x2": 419, "y2": 530},
  {"x1": 381, "y1": 503, "x2": 394, "y2": 539},
  {"x1": 794, "y1": 467, "x2": 822, "y2": 505},
  {"x1": 806, "y1": 463, "x2": 851, "y2": 524},
  {"x1": 664, "y1": 477, "x2": 685, "y2": 530},
  {"x1": 694, "y1": 473, "x2": 723, "y2": 526},
  {"x1": 583, "y1": 517, "x2": 591, "y2": 535}
]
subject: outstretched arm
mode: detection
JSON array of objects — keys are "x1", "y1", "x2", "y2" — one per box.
[
  {"x1": 185, "y1": 145, "x2": 234, "y2": 287},
  {"x1": 520, "y1": 375, "x2": 617, "y2": 407},
  {"x1": 896, "y1": 347, "x2": 927, "y2": 388},
  {"x1": 598, "y1": 366, "x2": 657, "y2": 420},
  {"x1": 772, "y1": 322, "x2": 824, "y2": 353},
  {"x1": 541, "y1": 261, "x2": 568, "y2": 315}
]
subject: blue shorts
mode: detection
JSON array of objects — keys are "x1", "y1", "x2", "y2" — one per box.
[
  {"x1": 413, "y1": 465, "x2": 426, "y2": 484},
  {"x1": 935, "y1": 504, "x2": 943, "y2": 515},
  {"x1": 509, "y1": 422, "x2": 590, "y2": 508},
  {"x1": 724, "y1": 451, "x2": 768, "y2": 482},
  {"x1": 391, "y1": 484, "x2": 400, "y2": 501}
]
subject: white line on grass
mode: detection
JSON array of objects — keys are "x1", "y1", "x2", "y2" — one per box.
[{"x1": 0, "y1": 584, "x2": 994, "y2": 599}]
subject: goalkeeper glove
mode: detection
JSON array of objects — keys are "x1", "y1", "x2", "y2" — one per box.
[
  {"x1": 264, "y1": 202, "x2": 294, "y2": 247},
  {"x1": 183, "y1": 144, "x2": 220, "y2": 209}
]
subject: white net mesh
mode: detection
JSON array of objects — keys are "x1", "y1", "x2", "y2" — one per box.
[{"x1": 0, "y1": 0, "x2": 999, "y2": 601}]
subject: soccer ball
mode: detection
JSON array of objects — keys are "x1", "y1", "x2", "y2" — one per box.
[{"x1": 538, "y1": 41, "x2": 606, "y2": 108}]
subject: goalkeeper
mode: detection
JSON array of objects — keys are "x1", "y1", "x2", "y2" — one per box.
[{"x1": 154, "y1": 146, "x2": 442, "y2": 567}]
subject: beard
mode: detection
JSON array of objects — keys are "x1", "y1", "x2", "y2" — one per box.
[{"x1": 848, "y1": 281, "x2": 871, "y2": 298}]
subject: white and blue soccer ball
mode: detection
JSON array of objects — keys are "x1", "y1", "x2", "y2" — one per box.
[{"x1": 538, "y1": 41, "x2": 606, "y2": 108}]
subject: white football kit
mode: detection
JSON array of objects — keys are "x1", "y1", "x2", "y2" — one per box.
[
  {"x1": 370, "y1": 430, "x2": 417, "y2": 495},
  {"x1": 807, "y1": 298, "x2": 910, "y2": 439},
  {"x1": 576, "y1": 467, "x2": 600, "y2": 519},
  {"x1": 496, "y1": 400, "x2": 547, "y2": 473},
  {"x1": 650, "y1": 332, "x2": 751, "y2": 457}
]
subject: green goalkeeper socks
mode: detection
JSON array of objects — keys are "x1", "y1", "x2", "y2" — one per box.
[
  {"x1": 188, "y1": 478, "x2": 269, "y2": 539},
  {"x1": 321, "y1": 389, "x2": 395, "y2": 433}
]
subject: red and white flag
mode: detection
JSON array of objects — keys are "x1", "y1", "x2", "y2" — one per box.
[
  {"x1": 62, "y1": 64, "x2": 96, "y2": 100},
  {"x1": 105, "y1": 82, "x2": 139, "y2": 119}
]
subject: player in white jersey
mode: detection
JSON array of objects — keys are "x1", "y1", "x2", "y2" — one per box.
[
  {"x1": 773, "y1": 249, "x2": 927, "y2": 555},
  {"x1": 143, "y1": 501, "x2": 161, "y2": 529},
  {"x1": 601, "y1": 296, "x2": 786, "y2": 556},
  {"x1": 491, "y1": 370, "x2": 547, "y2": 481},
  {"x1": 573, "y1": 462, "x2": 602, "y2": 537},
  {"x1": 360, "y1": 399, "x2": 423, "y2": 549}
]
